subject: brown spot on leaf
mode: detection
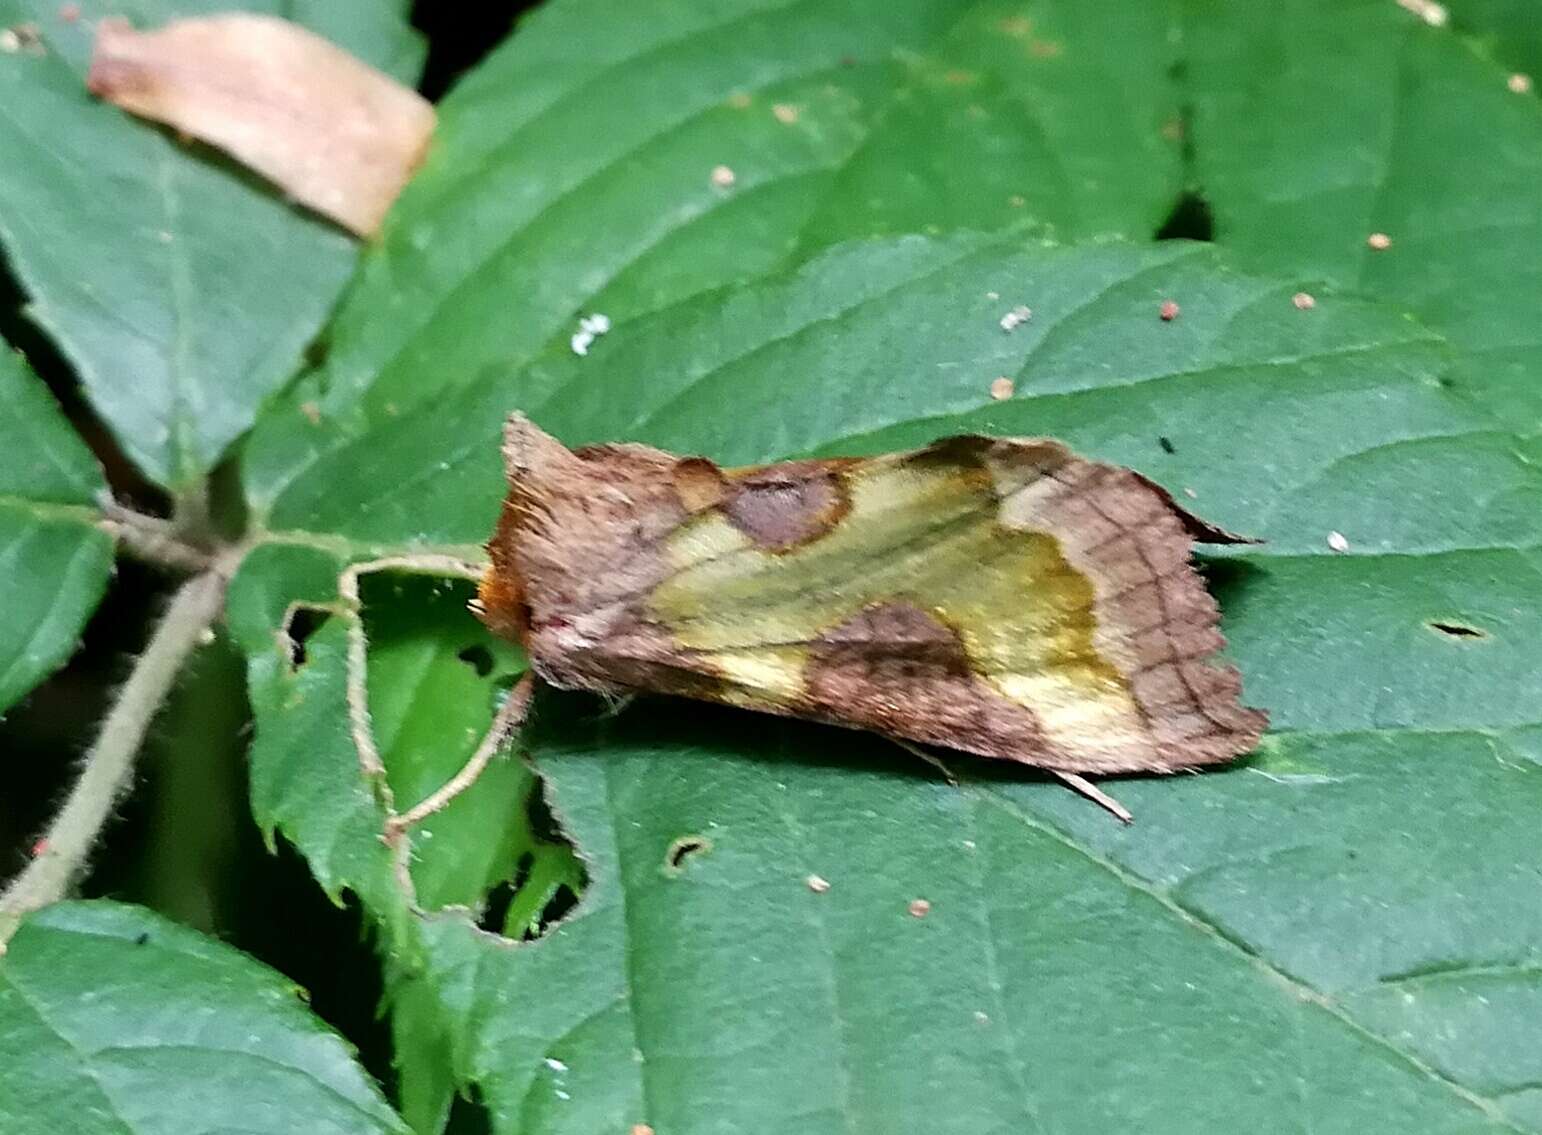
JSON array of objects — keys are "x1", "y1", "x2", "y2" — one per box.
[
  {"x1": 723, "y1": 462, "x2": 851, "y2": 551},
  {"x1": 908, "y1": 898, "x2": 932, "y2": 917}
]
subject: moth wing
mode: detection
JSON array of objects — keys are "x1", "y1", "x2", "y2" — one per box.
[
  {"x1": 635, "y1": 436, "x2": 1265, "y2": 773},
  {"x1": 491, "y1": 417, "x2": 1265, "y2": 774}
]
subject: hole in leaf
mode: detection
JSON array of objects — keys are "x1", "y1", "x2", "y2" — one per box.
[
  {"x1": 1155, "y1": 189, "x2": 1214, "y2": 242},
  {"x1": 477, "y1": 873, "x2": 519, "y2": 935},
  {"x1": 476, "y1": 777, "x2": 590, "y2": 940},
  {"x1": 664, "y1": 834, "x2": 712, "y2": 875},
  {"x1": 280, "y1": 606, "x2": 328, "y2": 669},
  {"x1": 443, "y1": 1083, "x2": 493, "y2": 1135},
  {"x1": 1428, "y1": 620, "x2": 1488, "y2": 640},
  {"x1": 457, "y1": 644, "x2": 494, "y2": 677}
]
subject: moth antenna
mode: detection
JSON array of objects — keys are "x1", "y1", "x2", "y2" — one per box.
[{"x1": 1053, "y1": 771, "x2": 1134, "y2": 824}]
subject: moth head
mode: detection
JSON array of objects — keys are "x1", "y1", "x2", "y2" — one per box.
[{"x1": 473, "y1": 556, "x2": 529, "y2": 646}]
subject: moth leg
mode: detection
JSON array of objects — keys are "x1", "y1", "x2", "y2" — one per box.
[
  {"x1": 1053, "y1": 771, "x2": 1134, "y2": 825},
  {"x1": 890, "y1": 739, "x2": 959, "y2": 786},
  {"x1": 384, "y1": 671, "x2": 536, "y2": 842}
]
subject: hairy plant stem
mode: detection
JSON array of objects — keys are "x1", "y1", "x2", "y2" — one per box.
[
  {"x1": 99, "y1": 499, "x2": 213, "y2": 573},
  {"x1": 0, "y1": 559, "x2": 234, "y2": 949}
]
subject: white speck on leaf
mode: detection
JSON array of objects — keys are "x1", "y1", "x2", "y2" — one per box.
[
  {"x1": 999, "y1": 304, "x2": 1032, "y2": 332},
  {"x1": 570, "y1": 312, "x2": 612, "y2": 356},
  {"x1": 1328, "y1": 530, "x2": 1349, "y2": 552},
  {"x1": 545, "y1": 1057, "x2": 568, "y2": 1073},
  {"x1": 1397, "y1": 0, "x2": 1447, "y2": 26}
]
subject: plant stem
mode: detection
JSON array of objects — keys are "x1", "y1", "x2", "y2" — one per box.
[
  {"x1": 0, "y1": 566, "x2": 229, "y2": 948},
  {"x1": 99, "y1": 499, "x2": 213, "y2": 573}
]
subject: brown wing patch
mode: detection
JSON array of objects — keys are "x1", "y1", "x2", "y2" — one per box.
[
  {"x1": 805, "y1": 600, "x2": 1050, "y2": 756},
  {"x1": 985, "y1": 439, "x2": 1267, "y2": 770},
  {"x1": 721, "y1": 461, "x2": 853, "y2": 551},
  {"x1": 671, "y1": 457, "x2": 729, "y2": 513}
]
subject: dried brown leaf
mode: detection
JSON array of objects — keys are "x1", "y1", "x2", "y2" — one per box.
[{"x1": 87, "y1": 14, "x2": 435, "y2": 237}]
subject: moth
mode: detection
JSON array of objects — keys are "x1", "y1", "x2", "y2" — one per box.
[{"x1": 433, "y1": 415, "x2": 1265, "y2": 828}]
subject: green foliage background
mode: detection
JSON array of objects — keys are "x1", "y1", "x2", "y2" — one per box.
[{"x1": 2, "y1": 1, "x2": 1540, "y2": 1132}]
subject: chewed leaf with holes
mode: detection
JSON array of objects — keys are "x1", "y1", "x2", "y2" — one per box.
[
  {"x1": 0, "y1": 350, "x2": 112, "y2": 713},
  {"x1": 0, "y1": 901, "x2": 409, "y2": 1135},
  {"x1": 234, "y1": 226, "x2": 1542, "y2": 1131},
  {"x1": 0, "y1": 0, "x2": 423, "y2": 488}
]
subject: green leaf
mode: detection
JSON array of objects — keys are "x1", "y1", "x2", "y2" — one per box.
[
  {"x1": 0, "y1": 349, "x2": 111, "y2": 713},
  {"x1": 1441, "y1": 0, "x2": 1542, "y2": 95},
  {"x1": 240, "y1": 0, "x2": 1185, "y2": 510},
  {"x1": 236, "y1": 230, "x2": 1541, "y2": 1130},
  {"x1": 1183, "y1": 0, "x2": 1542, "y2": 421},
  {"x1": 0, "y1": 0, "x2": 423, "y2": 489},
  {"x1": 0, "y1": 900, "x2": 408, "y2": 1135}
]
